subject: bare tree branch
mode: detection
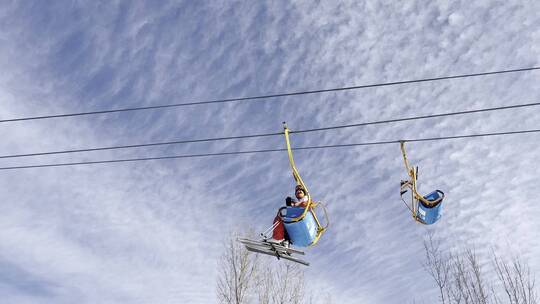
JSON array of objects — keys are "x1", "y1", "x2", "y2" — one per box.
[
  {"x1": 493, "y1": 252, "x2": 537, "y2": 304},
  {"x1": 216, "y1": 232, "x2": 259, "y2": 304},
  {"x1": 423, "y1": 230, "x2": 451, "y2": 304},
  {"x1": 423, "y1": 234, "x2": 538, "y2": 304},
  {"x1": 217, "y1": 230, "x2": 311, "y2": 304}
]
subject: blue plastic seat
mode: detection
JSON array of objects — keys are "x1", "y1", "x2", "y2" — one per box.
[
  {"x1": 283, "y1": 207, "x2": 319, "y2": 247},
  {"x1": 416, "y1": 190, "x2": 444, "y2": 225}
]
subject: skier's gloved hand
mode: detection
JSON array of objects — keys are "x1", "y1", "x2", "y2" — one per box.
[{"x1": 285, "y1": 196, "x2": 293, "y2": 206}]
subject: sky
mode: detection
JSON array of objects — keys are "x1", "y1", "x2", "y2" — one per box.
[{"x1": 1, "y1": 1, "x2": 540, "y2": 303}]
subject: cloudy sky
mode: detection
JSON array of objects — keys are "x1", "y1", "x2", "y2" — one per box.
[{"x1": 1, "y1": 1, "x2": 540, "y2": 303}]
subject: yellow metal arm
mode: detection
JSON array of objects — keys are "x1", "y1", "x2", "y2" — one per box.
[
  {"x1": 283, "y1": 123, "x2": 311, "y2": 203},
  {"x1": 283, "y1": 123, "x2": 329, "y2": 246},
  {"x1": 400, "y1": 141, "x2": 437, "y2": 213},
  {"x1": 400, "y1": 141, "x2": 412, "y2": 173}
]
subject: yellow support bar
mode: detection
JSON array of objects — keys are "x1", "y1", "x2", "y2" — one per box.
[
  {"x1": 283, "y1": 123, "x2": 328, "y2": 246},
  {"x1": 400, "y1": 141, "x2": 436, "y2": 219},
  {"x1": 283, "y1": 123, "x2": 310, "y2": 202},
  {"x1": 400, "y1": 141, "x2": 416, "y2": 217},
  {"x1": 400, "y1": 141, "x2": 412, "y2": 174},
  {"x1": 283, "y1": 123, "x2": 312, "y2": 223}
]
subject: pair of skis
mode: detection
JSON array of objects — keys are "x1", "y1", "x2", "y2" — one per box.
[{"x1": 238, "y1": 238, "x2": 310, "y2": 266}]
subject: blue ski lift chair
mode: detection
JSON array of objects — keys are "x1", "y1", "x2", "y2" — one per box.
[
  {"x1": 416, "y1": 190, "x2": 445, "y2": 225},
  {"x1": 280, "y1": 203, "x2": 328, "y2": 247}
]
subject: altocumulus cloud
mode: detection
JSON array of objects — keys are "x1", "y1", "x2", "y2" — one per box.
[{"x1": 0, "y1": 1, "x2": 540, "y2": 303}]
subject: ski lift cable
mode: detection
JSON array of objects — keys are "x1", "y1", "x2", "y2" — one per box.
[
  {"x1": 1, "y1": 101, "x2": 539, "y2": 160},
  {"x1": 1, "y1": 66, "x2": 539, "y2": 124},
  {"x1": 0, "y1": 128, "x2": 538, "y2": 171}
]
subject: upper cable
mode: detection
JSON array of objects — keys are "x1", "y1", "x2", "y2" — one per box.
[
  {"x1": 0, "y1": 128, "x2": 538, "y2": 171},
  {"x1": 1, "y1": 66, "x2": 539, "y2": 124},
  {"x1": 1, "y1": 100, "x2": 539, "y2": 160}
]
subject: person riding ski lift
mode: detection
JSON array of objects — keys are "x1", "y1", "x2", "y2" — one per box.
[
  {"x1": 269, "y1": 185, "x2": 308, "y2": 247},
  {"x1": 238, "y1": 124, "x2": 329, "y2": 266}
]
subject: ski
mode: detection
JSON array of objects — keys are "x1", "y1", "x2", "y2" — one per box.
[
  {"x1": 238, "y1": 238, "x2": 305, "y2": 255},
  {"x1": 244, "y1": 245, "x2": 310, "y2": 266}
]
